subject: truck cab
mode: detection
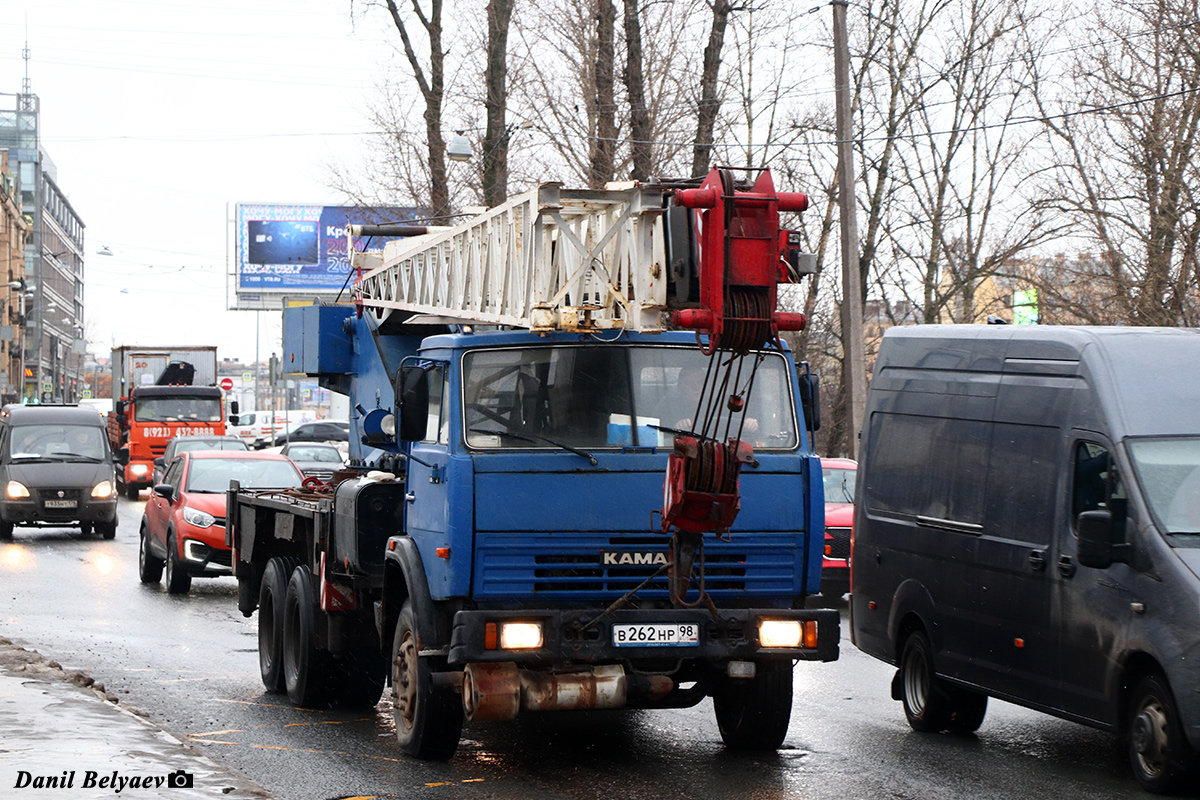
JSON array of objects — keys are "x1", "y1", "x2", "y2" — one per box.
[{"x1": 112, "y1": 385, "x2": 225, "y2": 499}]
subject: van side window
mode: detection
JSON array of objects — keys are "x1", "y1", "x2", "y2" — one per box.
[{"x1": 1072, "y1": 441, "x2": 1128, "y2": 536}]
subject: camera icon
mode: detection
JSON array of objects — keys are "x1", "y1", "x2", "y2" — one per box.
[{"x1": 166, "y1": 770, "x2": 194, "y2": 789}]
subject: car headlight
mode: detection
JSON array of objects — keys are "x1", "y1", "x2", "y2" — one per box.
[
  {"x1": 5, "y1": 481, "x2": 29, "y2": 499},
  {"x1": 182, "y1": 506, "x2": 215, "y2": 528},
  {"x1": 91, "y1": 481, "x2": 114, "y2": 499},
  {"x1": 129, "y1": 463, "x2": 150, "y2": 476}
]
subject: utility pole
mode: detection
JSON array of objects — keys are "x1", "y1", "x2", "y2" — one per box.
[{"x1": 833, "y1": 0, "x2": 867, "y2": 459}]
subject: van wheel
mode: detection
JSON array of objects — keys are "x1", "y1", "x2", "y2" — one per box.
[
  {"x1": 0, "y1": 520, "x2": 12, "y2": 540},
  {"x1": 283, "y1": 565, "x2": 332, "y2": 707},
  {"x1": 79, "y1": 522, "x2": 93, "y2": 536},
  {"x1": 138, "y1": 524, "x2": 164, "y2": 583},
  {"x1": 1127, "y1": 673, "x2": 1197, "y2": 793},
  {"x1": 392, "y1": 600, "x2": 463, "y2": 759},
  {"x1": 713, "y1": 657, "x2": 794, "y2": 749},
  {"x1": 164, "y1": 532, "x2": 192, "y2": 595},
  {"x1": 946, "y1": 687, "x2": 988, "y2": 734},
  {"x1": 899, "y1": 630, "x2": 952, "y2": 732},
  {"x1": 258, "y1": 557, "x2": 298, "y2": 693},
  {"x1": 96, "y1": 520, "x2": 116, "y2": 540}
]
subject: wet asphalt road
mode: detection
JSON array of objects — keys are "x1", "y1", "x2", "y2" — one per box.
[{"x1": 0, "y1": 496, "x2": 1169, "y2": 800}]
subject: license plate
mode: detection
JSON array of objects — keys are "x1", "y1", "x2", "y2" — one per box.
[
  {"x1": 44, "y1": 500, "x2": 76, "y2": 509},
  {"x1": 612, "y1": 623, "x2": 700, "y2": 647}
]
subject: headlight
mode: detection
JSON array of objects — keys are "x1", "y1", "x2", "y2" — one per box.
[
  {"x1": 758, "y1": 619, "x2": 803, "y2": 648},
  {"x1": 182, "y1": 506, "x2": 215, "y2": 528},
  {"x1": 129, "y1": 463, "x2": 150, "y2": 476},
  {"x1": 5, "y1": 481, "x2": 29, "y2": 499},
  {"x1": 91, "y1": 481, "x2": 114, "y2": 499},
  {"x1": 499, "y1": 622, "x2": 543, "y2": 650}
]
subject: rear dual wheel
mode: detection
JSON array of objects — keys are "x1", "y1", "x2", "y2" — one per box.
[
  {"x1": 258, "y1": 557, "x2": 299, "y2": 693},
  {"x1": 899, "y1": 630, "x2": 988, "y2": 734},
  {"x1": 283, "y1": 565, "x2": 331, "y2": 707}
]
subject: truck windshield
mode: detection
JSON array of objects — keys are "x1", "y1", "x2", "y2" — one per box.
[
  {"x1": 1127, "y1": 437, "x2": 1200, "y2": 534},
  {"x1": 134, "y1": 397, "x2": 222, "y2": 423},
  {"x1": 8, "y1": 424, "x2": 108, "y2": 461},
  {"x1": 462, "y1": 345, "x2": 797, "y2": 450}
]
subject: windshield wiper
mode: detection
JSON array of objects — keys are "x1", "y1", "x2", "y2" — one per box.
[
  {"x1": 469, "y1": 427, "x2": 598, "y2": 466},
  {"x1": 55, "y1": 453, "x2": 104, "y2": 462}
]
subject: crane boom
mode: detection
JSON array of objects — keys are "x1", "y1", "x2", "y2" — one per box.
[{"x1": 349, "y1": 182, "x2": 672, "y2": 333}]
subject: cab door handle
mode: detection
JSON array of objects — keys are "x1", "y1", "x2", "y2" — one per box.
[
  {"x1": 1058, "y1": 555, "x2": 1076, "y2": 578},
  {"x1": 1029, "y1": 550, "x2": 1046, "y2": 571}
]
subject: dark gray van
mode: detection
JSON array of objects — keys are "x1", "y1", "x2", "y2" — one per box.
[
  {"x1": 850, "y1": 325, "x2": 1200, "y2": 793},
  {"x1": 0, "y1": 404, "x2": 119, "y2": 540}
]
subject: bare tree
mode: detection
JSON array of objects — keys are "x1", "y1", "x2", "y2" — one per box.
[
  {"x1": 483, "y1": 0, "x2": 516, "y2": 206},
  {"x1": 691, "y1": 0, "x2": 735, "y2": 178},
  {"x1": 1031, "y1": 0, "x2": 1200, "y2": 326},
  {"x1": 622, "y1": 0, "x2": 652, "y2": 180}
]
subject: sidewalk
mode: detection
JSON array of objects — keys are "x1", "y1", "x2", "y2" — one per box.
[{"x1": 0, "y1": 637, "x2": 274, "y2": 799}]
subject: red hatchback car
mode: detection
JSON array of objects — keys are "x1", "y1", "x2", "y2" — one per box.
[
  {"x1": 138, "y1": 450, "x2": 304, "y2": 595},
  {"x1": 820, "y1": 458, "x2": 858, "y2": 598}
]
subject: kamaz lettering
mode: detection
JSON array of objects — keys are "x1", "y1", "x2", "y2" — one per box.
[{"x1": 603, "y1": 552, "x2": 670, "y2": 566}]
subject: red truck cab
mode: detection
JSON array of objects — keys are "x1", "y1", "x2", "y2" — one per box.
[
  {"x1": 820, "y1": 457, "x2": 857, "y2": 598},
  {"x1": 110, "y1": 386, "x2": 226, "y2": 500}
]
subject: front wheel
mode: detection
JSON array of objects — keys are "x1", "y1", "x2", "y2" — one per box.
[
  {"x1": 899, "y1": 630, "x2": 952, "y2": 732},
  {"x1": 713, "y1": 657, "x2": 794, "y2": 750},
  {"x1": 138, "y1": 524, "x2": 164, "y2": 583},
  {"x1": 0, "y1": 519, "x2": 13, "y2": 540},
  {"x1": 392, "y1": 600, "x2": 463, "y2": 759},
  {"x1": 283, "y1": 565, "x2": 331, "y2": 707},
  {"x1": 95, "y1": 520, "x2": 116, "y2": 540},
  {"x1": 1127, "y1": 673, "x2": 1197, "y2": 793},
  {"x1": 164, "y1": 532, "x2": 192, "y2": 595},
  {"x1": 125, "y1": 484, "x2": 141, "y2": 501}
]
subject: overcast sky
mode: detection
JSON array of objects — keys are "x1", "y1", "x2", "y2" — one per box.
[{"x1": 2, "y1": 0, "x2": 398, "y2": 365}]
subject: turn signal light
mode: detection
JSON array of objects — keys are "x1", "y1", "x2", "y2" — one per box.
[
  {"x1": 758, "y1": 619, "x2": 802, "y2": 648},
  {"x1": 499, "y1": 622, "x2": 543, "y2": 650}
]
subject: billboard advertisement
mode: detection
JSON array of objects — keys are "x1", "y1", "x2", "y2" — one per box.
[{"x1": 232, "y1": 204, "x2": 427, "y2": 309}]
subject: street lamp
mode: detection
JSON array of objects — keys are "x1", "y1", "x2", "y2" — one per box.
[{"x1": 447, "y1": 131, "x2": 473, "y2": 163}]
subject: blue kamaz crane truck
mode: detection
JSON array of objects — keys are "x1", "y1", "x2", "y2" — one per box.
[{"x1": 226, "y1": 169, "x2": 839, "y2": 760}]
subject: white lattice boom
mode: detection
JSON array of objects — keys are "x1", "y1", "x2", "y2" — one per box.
[{"x1": 349, "y1": 183, "x2": 672, "y2": 333}]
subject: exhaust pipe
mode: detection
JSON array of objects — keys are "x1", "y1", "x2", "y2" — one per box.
[{"x1": 462, "y1": 663, "x2": 629, "y2": 722}]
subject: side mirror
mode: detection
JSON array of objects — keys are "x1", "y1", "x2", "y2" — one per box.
[
  {"x1": 115, "y1": 400, "x2": 126, "y2": 415},
  {"x1": 153, "y1": 484, "x2": 174, "y2": 501},
  {"x1": 153, "y1": 457, "x2": 165, "y2": 468},
  {"x1": 116, "y1": 447, "x2": 130, "y2": 466},
  {"x1": 395, "y1": 365, "x2": 429, "y2": 442},
  {"x1": 1077, "y1": 509, "x2": 1128, "y2": 568},
  {"x1": 799, "y1": 372, "x2": 821, "y2": 432}
]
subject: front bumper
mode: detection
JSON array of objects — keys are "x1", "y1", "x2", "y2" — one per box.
[
  {"x1": 177, "y1": 526, "x2": 233, "y2": 576},
  {"x1": 1, "y1": 497, "x2": 118, "y2": 527},
  {"x1": 448, "y1": 606, "x2": 840, "y2": 666}
]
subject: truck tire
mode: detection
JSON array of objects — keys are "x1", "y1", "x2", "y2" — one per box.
[
  {"x1": 331, "y1": 646, "x2": 387, "y2": 710},
  {"x1": 1127, "y1": 673, "x2": 1197, "y2": 793},
  {"x1": 126, "y1": 484, "x2": 141, "y2": 501},
  {"x1": 899, "y1": 629, "x2": 952, "y2": 732},
  {"x1": 138, "y1": 524, "x2": 164, "y2": 583},
  {"x1": 713, "y1": 657, "x2": 794, "y2": 750},
  {"x1": 258, "y1": 557, "x2": 298, "y2": 693},
  {"x1": 164, "y1": 532, "x2": 192, "y2": 595},
  {"x1": 283, "y1": 565, "x2": 332, "y2": 707},
  {"x1": 392, "y1": 600, "x2": 463, "y2": 759}
]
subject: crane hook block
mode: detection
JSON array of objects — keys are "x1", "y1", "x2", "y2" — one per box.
[{"x1": 670, "y1": 167, "x2": 810, "y2": 354}]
